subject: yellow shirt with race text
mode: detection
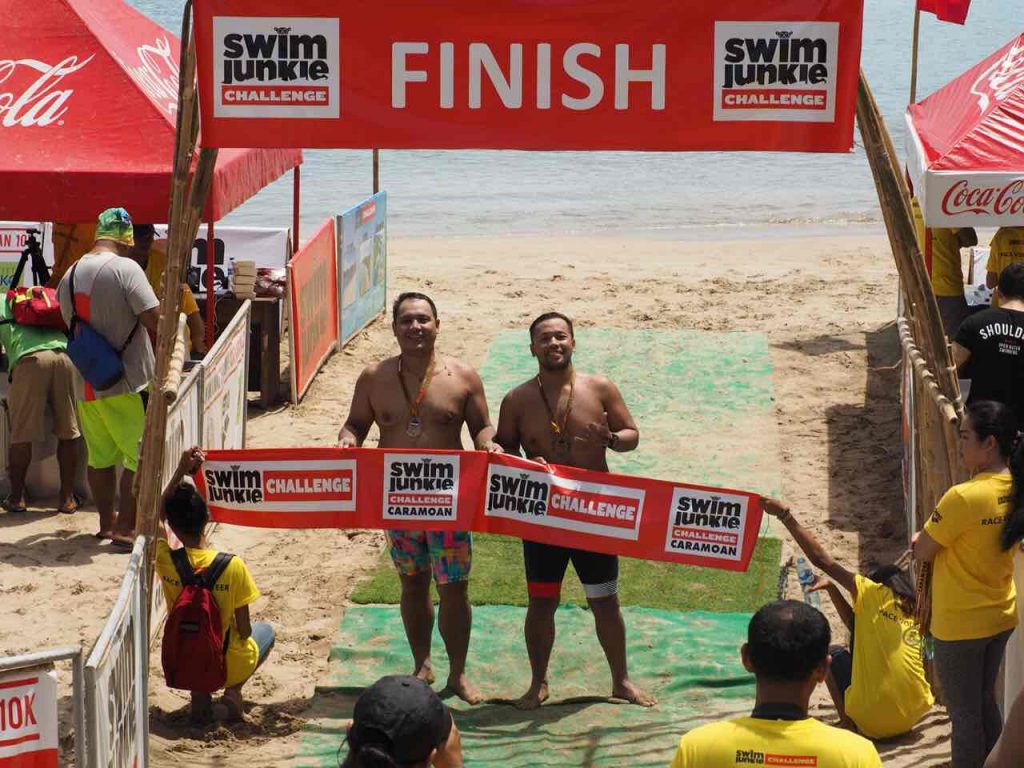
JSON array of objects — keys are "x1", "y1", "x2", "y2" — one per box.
[
  {"x1": 145, "y1": 243, "x2": 200, "y2": 351},
  {"x1": 844, "y1": 575, "x2": 933, "y2": 738},
  {"x1": 987, "y1": 227, "x2": 1024, "y2": 285},
  {"x1": 155, "y1": 539, "x2": 261, "y2": 688},
  {"x1": 912, "y1": 198, "x2": 963, "y2": 297},
  {"x1": 924, "y1": 473, "x2": 1017, "y2": 641},
  {"x1": 668, "y1": 717, "x2": 882, "y2": 768}
]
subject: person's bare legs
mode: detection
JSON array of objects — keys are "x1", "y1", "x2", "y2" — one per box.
[
  {"x1": 824, "y1": 668, "x2": 855, "y2": 729},
  {"x1": 437, "y1": 580, "x2": 480, "y2": 703},
  {"x1": 88, "y1": 465, "x2": 116, "y2": 537},
  {"x1": 222, "y1": 685, "x2": 245, "y2": 722},
  {"x1": 112, "y1": 467, "x2": 136, "y2": 542},
  {"x1": 516, "y1": 595, "x2": 558, "y2": 709},
  {"x1": 589, "y1": 593, "x2": 656, "y2": 706},
  {"x1": 399, "y1": 572, "x2": 435, "y2": 683},
  {"x1": 189, "y1": 691, "x2": 213, "y2": 725},
  {"x1": 57, "y1": 438, "x2": 80, "y2": 513},
  {"x1": 6, "y1": 442, "x2": 31, "y2": 511}
]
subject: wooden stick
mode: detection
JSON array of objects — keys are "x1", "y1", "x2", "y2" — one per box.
[{"x1": 909, "y1": 9, "x2": 922, "y2": 105}]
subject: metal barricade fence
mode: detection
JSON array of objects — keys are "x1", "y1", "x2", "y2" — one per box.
[{"x1": 84, "y1": 536, "x2": 149, "y2": 768}]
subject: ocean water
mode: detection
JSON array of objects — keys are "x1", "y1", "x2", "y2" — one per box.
[{"x1": 130, "y1": 0, "x2": 1023, "y2": 239}]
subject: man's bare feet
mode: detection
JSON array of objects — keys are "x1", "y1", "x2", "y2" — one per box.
[
  {"x1": 414, "y1": 660, "x2": 435, "y2": 685},
  {"x1": 611, "y1": 680, "x2": 656, "y2": 707},
  {"x1": 222, "y1": 687, "x2": 246, "y2": 722},
  {"x1": 444, "y1": 673, "x2": 482, "y2": 705},
  {"x1": 514, "y1": 681, "x2": 549, "y2": 710}
]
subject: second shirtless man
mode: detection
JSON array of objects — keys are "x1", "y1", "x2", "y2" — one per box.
[
  {"x1": 496, "y1": 311, "x2": 655, "y2": 709},
  {"x1": 337, "y1": 292, "x2": 501, "y2": 703}
]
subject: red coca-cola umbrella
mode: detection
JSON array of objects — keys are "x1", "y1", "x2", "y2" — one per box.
[
  {"x1": 905, "y1": 32, "x2": 1024, "y2": 227},
  {"x1": 0, "y1": 0, "x2": 301, "y2": 224}
]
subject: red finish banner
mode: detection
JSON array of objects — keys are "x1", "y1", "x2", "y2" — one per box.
[
  {"x1": 192, "y1": 0, "x2": 864, "y2": 152},
  {"x1": 288, "y1": 218, "x2": 338, "y2": 403},
  {"x1": 195, "y1": 448, "x2": 765, "y2": 572}
]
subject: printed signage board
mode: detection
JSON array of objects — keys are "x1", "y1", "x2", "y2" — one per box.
[
  {"x1": 153, "y1": 224, "x2": 291, "y2": 296},
  {"x1": 0, "y1": 667, "x2": 58, "y2": 768},
  {"x1": 337, "y1": 193, "x2": 387, "y2": 345},
  {"x1": 202, "y1": 301, "x2": 250, "y2": 450},
  {"x1": 0, "y1": 223, "x2": 54, "y2": 291},
  {"x1": 193, "y1": 0, "x2": 864, "y2": 152},
  {"x1": 288, "y1": 218, "x2": 339, "y2": 402}
]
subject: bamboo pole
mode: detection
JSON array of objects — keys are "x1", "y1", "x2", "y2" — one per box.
[
  {"x1": 161, "y1": 314, "x2": 188, "y2": 404},
  {"x1": 856, "y1": 71, "x2": 961, "y2": 414},
  {"x1": 136, "y1": 2, "x2": 218, "y2": 552}
]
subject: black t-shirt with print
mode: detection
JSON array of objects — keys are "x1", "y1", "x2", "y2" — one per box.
[{"x1": 956, "y1": 307, "x2": 1024, "y2": 423}]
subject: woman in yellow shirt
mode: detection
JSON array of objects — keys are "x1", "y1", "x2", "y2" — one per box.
[
  {"x1": 762, "y1": 498, "x2": 933, "y2": 739},
  {"x1": 914, "y1": 400, "x2": 1024, "y2": 768}
]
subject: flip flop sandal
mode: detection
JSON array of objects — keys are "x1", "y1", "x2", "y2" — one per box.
[
  {"x1": 1, "y1": 499, "x2": 27, "y2": 514},
  {"x1": 108, "y1": 537, "x2": 134, "y2": 551},
  {"x1": 59, "y1": 494, "x2": 82, "y2": 515}
]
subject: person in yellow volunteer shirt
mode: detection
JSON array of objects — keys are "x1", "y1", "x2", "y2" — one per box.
[
  {"x1": 761, "y1": 498, "x2": 933, "y2": 738},
  {"x1": 914, "y1": 400, "x2": 1024, "y2": 768},
  {"x1": 986, "y1": 227, "x2": 1024, "y2": 297},
  {"x1": 156, "y1": 448, "x2": 274, "y2": 723},
  {"x1": 131, "y1": 224, "x2": 207, "y2": 357},
  {"x1": 912, "y1": 197, "x2": 977, "y2": 336},
  {"x1": 668, "y1": 601, "x2": 882, "y2": 768}
]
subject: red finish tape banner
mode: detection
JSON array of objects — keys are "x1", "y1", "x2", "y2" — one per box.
[
  {"x1": 192, "y1": 0, "x2": 864, "y2": 152},
  {"x1": 195, "y1": 448, "x2": 765, "y2": 572}
]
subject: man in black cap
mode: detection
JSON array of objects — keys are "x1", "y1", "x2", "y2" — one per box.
[{"x1": 342, "y1": 675, "x2": 463, "y2": 768}]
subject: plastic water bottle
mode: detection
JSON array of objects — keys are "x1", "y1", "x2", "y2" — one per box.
[
  {"x1": 796, "y1": 556, "x2": 821, "y2": 609},
  {"x1": 226, "y1": 258, "x2": 235, "y2": 293}
]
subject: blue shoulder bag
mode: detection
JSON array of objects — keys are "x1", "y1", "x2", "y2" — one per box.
[{"x1": 65, "y1": 261, "x2": 139, "y2": 391}]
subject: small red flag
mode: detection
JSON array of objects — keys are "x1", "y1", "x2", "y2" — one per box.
[{"x1": 917, "y1": 0, "x2": 972, "y2": 24}]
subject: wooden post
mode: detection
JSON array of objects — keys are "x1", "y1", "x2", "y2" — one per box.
[
  {"x1": 372, "y1": 149, "x2": 380, "y2": 194},
  {"x1": 293, "y1": 165, "x2": 301, "y2": 249},
  {"x1": 910, "y1": 9, "x2": 922, "y2": 105}
]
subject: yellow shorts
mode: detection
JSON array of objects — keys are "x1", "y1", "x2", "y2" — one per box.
[
  {"x1": 8, "y1": 350, "x2": 80, "y2": 444},
  {"x1": 77, "y1": 392, "x2": 145, "y2": 471}
]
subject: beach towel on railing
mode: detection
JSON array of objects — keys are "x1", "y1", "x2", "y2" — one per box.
[{"x1": 194, "y1": 448, "x2": 763, "y2": 572}]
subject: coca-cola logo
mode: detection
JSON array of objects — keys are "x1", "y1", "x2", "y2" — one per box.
[
  {"x1": 970, "y1": 38, "x2": 1024, "y2": 113},
  {"x1": 0, "y1": 56, "x2": 94, "y2": 128},
  {"x1": 112, "y1": 36, "x2": 179, "y2": 116},
  {"x1": 941, "y1": 178, "x2": 1024, "y2": 217}
]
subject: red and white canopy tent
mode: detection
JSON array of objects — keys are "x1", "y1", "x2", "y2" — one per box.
[
  {"x1": 905, "y1": 31, "x2": 1024, "y2": 227},
  {"x1": 1, "y1": 0, "x2": 302, "y2": 347}
]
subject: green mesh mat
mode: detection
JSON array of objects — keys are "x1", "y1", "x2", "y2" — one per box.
[
  {"x1": 478, "y1": 328, "x2": 782, "y2": 498},
  {"x1": 295, "y1": 605, "x2": 754, "y2": 768}
]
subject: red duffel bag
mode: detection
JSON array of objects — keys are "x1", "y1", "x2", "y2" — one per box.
[{"x1": 7, "y1": 286, "x2": 67, "y2": 331}]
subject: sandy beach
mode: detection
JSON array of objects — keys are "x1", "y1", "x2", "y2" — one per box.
[{"x1": 0, "y1": 230, "x2": 953, "y2": 766}]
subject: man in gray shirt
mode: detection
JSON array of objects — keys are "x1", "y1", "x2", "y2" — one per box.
[{"x1": 57, "y1": 208, "x2": 160, "y2": 548}]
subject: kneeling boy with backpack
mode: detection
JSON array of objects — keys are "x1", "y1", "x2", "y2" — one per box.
[{"x1": 157, "y1": 447, "x2": 274, "y2": 723}]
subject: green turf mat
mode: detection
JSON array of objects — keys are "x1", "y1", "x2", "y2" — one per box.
[
  {"x1": 351, "y1": 533, "x2": 782, "y2": 611},
  {"x1": 295, "y1": 605, "x2": 755, "y2": 768},
  {"x1": 479, "y1": 329, "x2": 782, "y2": 497}
]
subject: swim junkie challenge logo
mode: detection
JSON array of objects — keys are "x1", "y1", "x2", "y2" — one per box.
[
  {"x1": 202, "y1": 459, "x2": 357, "y2": 512},
  {"x1": 211, "y1": 16, "x2": 340, "y2": 119},
  {"x1": 383, "y1": 454, "x2": 460, "y2": 521},
  {"x1": 713, "y1": 21, "x2": 839, "y2": 124},
  {"x1": 664, "y1": 488, "x2": 749, "y2": 561},
  {"x1": 484, "y1": 464, "x2": 644, "y2": 540}
]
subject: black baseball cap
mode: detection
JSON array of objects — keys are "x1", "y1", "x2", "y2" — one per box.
[{"x1": 348, "y1": 675, "x2": 453, "y2": 764}]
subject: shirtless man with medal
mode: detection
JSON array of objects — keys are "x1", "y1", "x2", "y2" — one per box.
[
  {"x1": 495, "y1": 312, "x2": 655, "y2": 709},
  {"x1": 337, "y1": 292, "x2": 501, "y2": 703}
]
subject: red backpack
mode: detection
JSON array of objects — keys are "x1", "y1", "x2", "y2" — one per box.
[{"x1": 161, "y1": 548, "x2": 234, "y2": 692}]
